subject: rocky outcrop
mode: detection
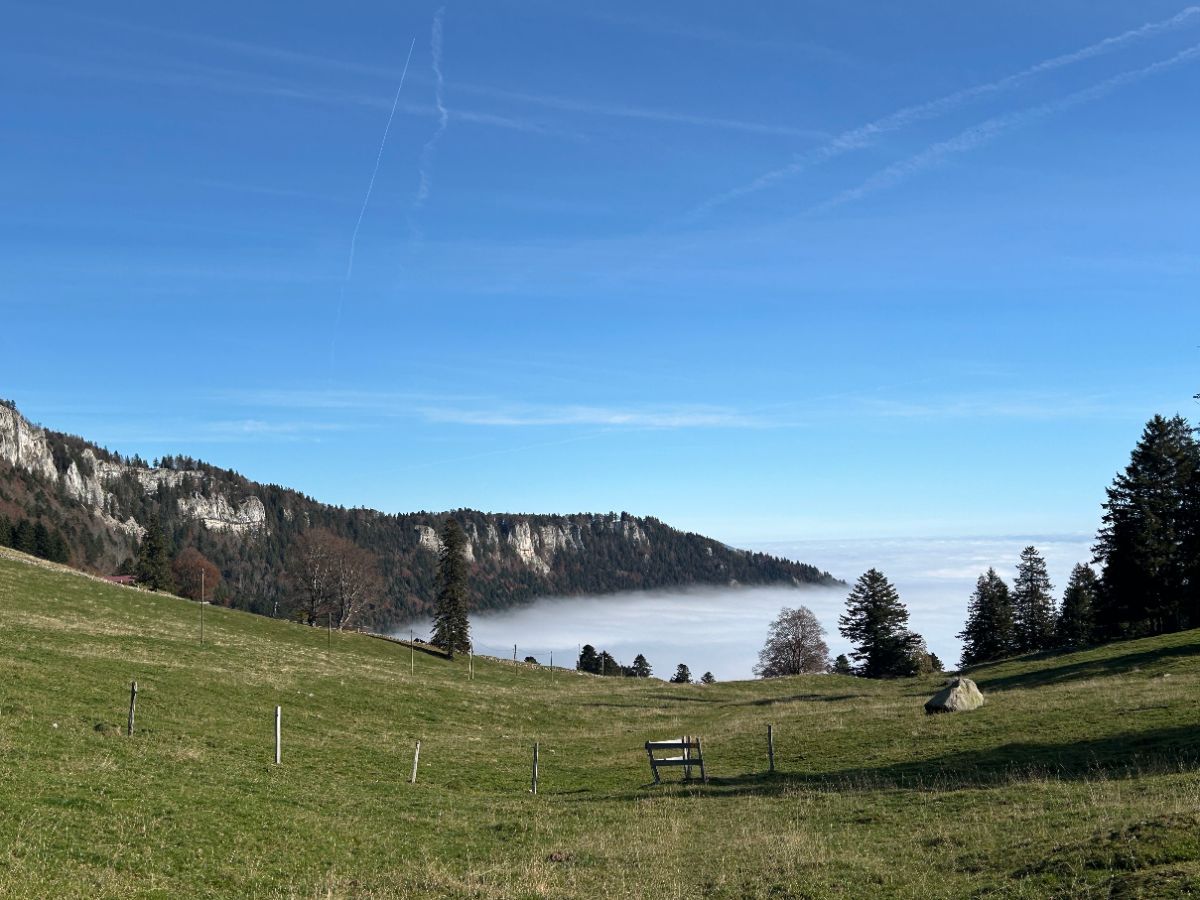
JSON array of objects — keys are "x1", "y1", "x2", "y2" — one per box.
[
  {"x1": 0, "y1": 405, "x2": 59, "y2": 483},
  {"x1": 177, "y1": 494, "x2": 267, "y2": 534},
  {"x1": 924, "y1": 677, "x2": 985, "y2": 714},
  {"x1": 0, "y1": 403, "x2": 266, "y2": 537},
  {"x1": 414, "y1": 516, "x2": 630, "y2": 577}
]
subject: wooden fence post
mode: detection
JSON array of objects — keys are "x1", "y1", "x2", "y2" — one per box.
[
  {"x1": 274, "y1": 706, "x2": 282, "y2": 765},
  {"x1": 531, "y1": 742, "x2": 539, "y2": 794},
  {"x1": 127, "y1": 681, "x2": 138, "y2": 736},
  {"x1": 410, "y1": 741, "x2": 421, "y2": 784}
]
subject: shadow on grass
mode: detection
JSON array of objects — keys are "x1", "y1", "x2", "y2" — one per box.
[
  {"x1": 735, "y1": 693, "x2": 867, "y2": 707},
  {"x1": 971, "y1": 642, "x2": 1200, "y2": 693},
  {"x1": 587, "y1": 724, "x2": 1200, "y2": 801}
]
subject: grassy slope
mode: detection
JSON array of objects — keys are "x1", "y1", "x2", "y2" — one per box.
[{"x1": 2, "y1": 551, "x2": 1200, "y2": 899}]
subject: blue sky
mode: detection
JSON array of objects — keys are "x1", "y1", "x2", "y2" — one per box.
[{"x1": 3, "y1": 1, "x2": 1199, "y2": 558}]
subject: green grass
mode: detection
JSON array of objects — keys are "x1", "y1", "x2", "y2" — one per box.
[{"x1": 3, "y1": 548, "x2": 1200, "y2": 898}]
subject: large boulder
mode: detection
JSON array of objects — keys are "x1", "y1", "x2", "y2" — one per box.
[{"x1": 924, "y1": 677, "x2": 985, "y2": 714}]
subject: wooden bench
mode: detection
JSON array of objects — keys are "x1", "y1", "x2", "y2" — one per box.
[{"x1": 645, "y1": 736, "x2": 707, "y2": 783}]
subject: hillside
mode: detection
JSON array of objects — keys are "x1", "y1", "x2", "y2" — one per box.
[
  {"x1": 4, "y1": 550, "x2": 1200, "y2": 898},
  {"x1": 0, "y1": 400, "x2": 835, "y2": 627}
]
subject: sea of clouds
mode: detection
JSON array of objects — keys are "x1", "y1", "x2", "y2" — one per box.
[{"x1": 406, "y1": 534, "x2": 1096, "y2": 681}]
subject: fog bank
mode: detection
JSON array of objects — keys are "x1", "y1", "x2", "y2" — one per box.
[{"x1": 406, "y1": 534, "x2": 1095, "y2": 681}]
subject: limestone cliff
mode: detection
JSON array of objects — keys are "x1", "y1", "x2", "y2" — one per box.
[
  {"x1": 0, "y1": 403, "x2": 266, "y2": 538},
  {"x1": 0, "y1": 399, "x2": 837, "y2": 627}
]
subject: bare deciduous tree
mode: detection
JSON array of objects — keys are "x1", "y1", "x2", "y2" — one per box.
[
  {"x1": 288, "y1": 529, "x2": 382, "y2": 630},
  {"x1": 171, "y1": 547, "x2": 220, "y2": 602},
  {"x1": 754, "y1": 606, "x2": 830, "y2": 678}
]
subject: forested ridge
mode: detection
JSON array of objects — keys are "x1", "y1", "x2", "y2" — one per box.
[{"x1": 0, "y1": 402, "x2": 836, "y2": 628}]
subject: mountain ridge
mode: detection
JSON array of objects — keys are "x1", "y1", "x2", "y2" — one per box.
[{"x1": 0, "y1": 399, "x2": 838, "y2": 627}]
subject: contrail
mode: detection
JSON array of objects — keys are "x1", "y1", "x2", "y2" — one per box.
[
  {"x1": 810, "y1": 41, "x2": 1200, "y2": 214},
  {"x1": 688, "y1": 5, "x2": 1200, "y2": 219},
  {"x1": 329, "y1": 37, "x2": 416, "y2": 376},
  {"x1": 414, "y1": 7, "x2": 448, "y2": 208},
  {"x1": 344, "y1": 37, "x2": 417, "y2": 280}
]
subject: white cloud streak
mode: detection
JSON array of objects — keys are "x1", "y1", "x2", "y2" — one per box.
[
  {"x1": 812, "y1": 41, "x2": 1200, "y2": 213},
  {"x1": 454, "y1": 82, "x2": 828, "y2": 139},
  {"x1": 419, "y1": 404, "x2": 763, "y2": 428},
  {"x1": 415, "y1": 7, "x2": 449, "y2": 209},
  {"x1": 689, "y1": 5, "x2": 1200, "y2": 218}
]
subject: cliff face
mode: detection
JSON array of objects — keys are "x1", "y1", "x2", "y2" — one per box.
[
  {"x1": 0, "y1": 404, "x2": 266, "y2": 538},
  {"x1": 0, "y1": 400, "x2": 837, "y2": 627},
  {"x1": 418, "y1": 516, "x2": 641, "y2": 576}
]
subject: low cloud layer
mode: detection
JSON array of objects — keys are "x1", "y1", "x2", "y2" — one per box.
[{"x1": 406, "y1": 534, "x2": 1095, "y2": 682}]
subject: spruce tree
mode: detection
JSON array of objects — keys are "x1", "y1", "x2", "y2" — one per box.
[
  {"x1": 700, "y1": 672, "x2": 716, "y2": 684},
  {"x1": 1094, "y1": 415, "x2": 1200, "y2": 637},
  {"x1": 957, "y1": 568, "x2": 1015, "y2": 666},
  {"x1": 1011, "y1": 546, "x2": 1056, "y2": 653},
  {"x1": 1058, "y1": 563, "x2": 1099, "y2": 647},
  {"x1": 670, "y1": 663, "x2": 692, "y2": 684},
  {"x1": 628, "y1": 653, "x2": 652, "y2": 678},
  {"x1": 597, "y1": 650, "x2": 621, "y2": 676},
  {"x1": 0, "y1": 515, "x2": 11, "y2": 547},
  {"x1": 12, "y1": 519, "x2": 36, "y2": 555},
  {"x1": 838, "y1": 569, "x2": 919, "y2": 678},
  {"x1": 135, "y1": 516, "x2": 174, "y2": 592},
  {"x1": 430, "y1": 519, "x2": 471, "y2": 657},
  {"x1": 576, "y1": 644, "x2": 600, "y2": 674},
  {"x1": 830, "y1": 654, "x2": 854, "y2": 676}
]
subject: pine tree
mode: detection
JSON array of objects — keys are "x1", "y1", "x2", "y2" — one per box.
[
  {"x1": 628, "y1": 653, "x2": 652, "y2": 678},
  {"x1": 957, "y1": 568, "x2": 1015, "y2": 665},
  {"x1": 12, "y1": 519, "x2": 36, "y2": 555},
  {"x1": 0, "y1": 515, "x2": 12, "y2": 547},
  {"x1": 1012, "y1": 546, "x2": 1056, "y2": 653},
  {"x1": 670, "y1": 663, "x2": 692, "y2": 684},
  {"x1": 838, "y1": 569, "x2": 919, "y2": 678},
  {"x1": 597, "y1": 650, "x2": 621, "y2": 676},
  {"x1": 576, "y1": 644, "x2": 600, "y2": 674},
  {"x1": 700, "y1": 672, "x2": 716, "y2": 684},
  {"x1": 135, "y1": 516, "x2": 174, "y2": 592},
  {"x1": 430, "y1": 519, "x2": 471, "y2": 657},
  {"x1": 830, "y1": 654, "x2": 854, "y2": 676},
  {"x1": 1094, "y1": 415, "x2": 1200, "y2": 637},
  {"x1": 1058, "y1": 563, "x2": 1099, "y2": 647}
]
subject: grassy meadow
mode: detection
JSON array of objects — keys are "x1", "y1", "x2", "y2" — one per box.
[{"x1": 2, "y1": 548, "x2": 1200, "y2": 898}]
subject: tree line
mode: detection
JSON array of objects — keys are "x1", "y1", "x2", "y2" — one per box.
[
  {"x1": 958, "y1": 413, "x2": 1200, "y2": 666},
  {"x1": 0, "y1": 514, "x2": 70, "y2": 564}
]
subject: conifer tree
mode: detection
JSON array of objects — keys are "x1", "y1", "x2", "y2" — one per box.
[
  {"x1": 838, "y1": 569, "x2": 920, "y2": 678},
  {"x1": 628, "y1": 653, "x2": 652, "y2": 678},
  {"x1": 1094, "y1": 415, "x2": 1200, "y2": 637},
  {"x1": 1058, "y1": 563, "x2": 1099, "y2": 647},
  {"x1": 0, "y1": 515, "x2": 10, "y2": 547},
  {"x1": 670, "y1": 663, "x2": 692, "y2": 684},
  {"x1": 597, "y1": 650, "x2": 621, "y2": 676},
  {"x1": 1011, "y1": 546, "x2": 1056, "y2": 653},
  {"x1": 830, "y1": 654, "x2": 854, "y2": 676},
  {"x1": 576, "y1": 644, "x2": 600, "y2": 674},
  {"x1": 135, "y1": 516, "x2": 174, "y2": 592},
  {"x1": 957, "y1": 568, "x2": 1015, "y2": 666},
  {"x1": 430, "y1": 519, "x2": 471, "y2": 657},
  {"x1": 700, "y1": 672, "x2": 716, "y2": 684},
  {"x1": 11, "y1": 519, "x2": 36, "y2": 555}
]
